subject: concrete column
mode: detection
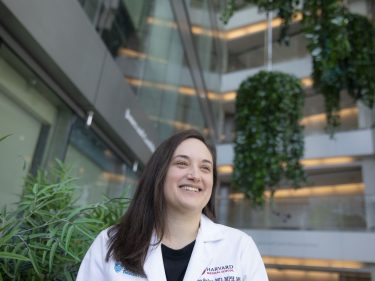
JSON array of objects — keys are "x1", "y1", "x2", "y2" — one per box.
[
  {"x1": 369, "y1": 266, "x2": 375, "y2": 281},
  {"x1": 217, "y1": 185, "x2": 229, "y2": 225},
  {"x1": 358, "y1": 101, "x2": 375, "y2": 230},
  {"x1": 363, "y1": 158, "x2": 375, "y2": 230},
  {"x1": 357, "y1": 101, "x2": 375, "y2": 129}
]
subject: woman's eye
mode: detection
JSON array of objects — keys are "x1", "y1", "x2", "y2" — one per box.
[
  {"x1": 201, "y1": 166, "x2": 211, "y2": 172},
  {"x1": 176, "y1": 161, "x2": 188, "y2": 167}
]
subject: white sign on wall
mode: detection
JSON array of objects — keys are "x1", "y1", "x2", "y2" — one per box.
[{"x1": 124, "y1": 108, "x2": 155, "y2": 152}]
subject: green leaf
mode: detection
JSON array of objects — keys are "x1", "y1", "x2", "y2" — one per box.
[
  {"x1": 60, "y1": 222, "x2": 70, "y2": 242},
  {"x1": 65, "y1": 225, "x2": 75, "y2": 250},
  {"x1": 0, "y1": 226, "x2": 20, "y2": 244},
  {"x1": 0, "y1": 263, "x2": 14, "y2": 280},
  {"x1": 0, "y1": 252, "x2": 30, "y2": 261},
  {"x1": 64, "y1": 267, "x2": 74, "y2": 281},
  {"x1": 74, "y1": 218, "x2": 103, "y2": 225},
  {"x1": 28, "y1": 249, "x2": 42, "y2": 277},
  {"x1": 60, "y1": 243, "x2": 81, "y2": 262},
  {"x1": 66, "y1": 206, "x2": 92, "y2": 220},
  {"x1": 49, "y1": 241, "x2": 58, "y2": 273},
  {"x1": 29, "y1": 243, "x2": 50, "y2": 251},
  {"x1": 0, "y1": 134, "x2": 12, "y2": 142},
  {"x1": 32, "y1": 184, "x2": 38, "y2": 195},
  {"x1": 75, "y1": 225, "x2": 95, "y2": 240}
]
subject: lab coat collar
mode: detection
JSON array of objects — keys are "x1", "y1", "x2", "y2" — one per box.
[
  {"x1": 144, "y1": 214, "x2": 224, "y2": 281},
  {"x1": 183, "y1": 214, "x2": 224, "y2": 280},
  {"x1": 143, "y1": 241, "x2": 166, "y2": 281},
  {"x1": 144, "y1": 215, "x2": 223, "y2": 281},
  {"x1": 197, "y1": 214, "x2": 224, "y2": 242}
]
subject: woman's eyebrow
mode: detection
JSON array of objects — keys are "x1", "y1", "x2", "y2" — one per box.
[
  {"x1": 173, "y1": 155, "x2": 189, "y2": 160},
  {"x1": 202, "y1": 159, "x2": 213, "y2": 166},
  {"x1": 173, "y1": 155, "x2": 213, "y2": 166}
]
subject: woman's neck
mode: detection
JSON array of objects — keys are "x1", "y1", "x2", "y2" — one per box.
[{"x1": 162, "y1": 212, "x2": 201, "y2": 250}]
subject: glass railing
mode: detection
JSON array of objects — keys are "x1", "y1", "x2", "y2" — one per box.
[
  {"x1": 217, "y1": 193, "x2": 371, "y2": 231},
  {"x1": 302, "y1": 90, "x2": 359, "y2": 136},
  {"x1": 225, "y1": 32, "x2": 308, "y2": 73},
  {"x1": 220, "y1": 93, "x2": 361, "y2": 143},
  {"x1": 220, "y1": 112, "x2": 360, "y2": 144},
  {"x1": 302, "y1": 107, "x2": 359, "y2": 136}
]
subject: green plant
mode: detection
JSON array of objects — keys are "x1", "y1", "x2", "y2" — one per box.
[
  {"x1": 0, "y1": 161, "x2": 129, "y2": 280},
  {"x1": 221, "y1": 0, "x2": 375, "y2": 135},
  {"x1": 303, "y1": 1, "x2": 349, "y2": 134},
  {"x1": 305, "y1": 8, "x2": 375, "y2": 134},
  {"x1": 233, "y1": 71, "x2": 306, "y2": 204},
  {"x1": 221, "y1": 0, "x2": 301, "y2": 44},
  {"x1": 343, "y1": 13, "x2": 375, "y2": 109},
  {"x1": 221, "y1": 0, "x2": 238, "y2": 24}
]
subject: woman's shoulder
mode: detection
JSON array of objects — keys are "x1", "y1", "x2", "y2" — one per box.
[
  {"x1": 88, "y1": 226, "x2": 114, "y2": 250},
  {"x1": 97, "y1": 226, "x2": 112, "y2": 239},
  {"x1": 217, "y1": 222, "x2": 255, "y2": 242},
  {"x1": 202, "y1": 215, "x2": 256, "y2": 245}
]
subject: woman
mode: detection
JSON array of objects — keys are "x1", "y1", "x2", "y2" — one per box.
[{"x1": 77, "y1": 130, "x2": 268, "y2": 281}]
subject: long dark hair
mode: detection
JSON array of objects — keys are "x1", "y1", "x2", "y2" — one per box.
[{"x1": 106, "y1": 129, "x2": 217, "y2": 277}]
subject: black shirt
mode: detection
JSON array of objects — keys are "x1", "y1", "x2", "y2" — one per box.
[{"x1": 161, "y1": 240, "x2": 195, "y2": 281}]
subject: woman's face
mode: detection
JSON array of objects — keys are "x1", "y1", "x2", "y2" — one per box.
[{"x1": 163, "y1": 138, "x2": 214, "y2": 216}]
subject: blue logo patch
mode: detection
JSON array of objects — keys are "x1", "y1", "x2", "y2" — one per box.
[
  {"x1": 114, "y1": 262, "x2": 140, "y2": 277},
  {"x1": 114, "y1": 262, "x2": 122, "y2": 273}
]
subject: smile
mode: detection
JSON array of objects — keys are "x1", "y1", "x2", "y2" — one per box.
[{"x1": 179, "y1": 185, "x2": 202, "y2": 192}]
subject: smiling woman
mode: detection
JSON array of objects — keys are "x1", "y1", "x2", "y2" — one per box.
[
  {"x1": 76, "y1": 130, "x2": 269, "y2": 281},
  {"x1": 163, "y1": 138, "x2": 214, "y2": 221}
]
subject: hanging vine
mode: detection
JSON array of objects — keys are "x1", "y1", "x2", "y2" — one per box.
[
  {"x1": 343, "y1": 12, "x2": 375, "y2": 108},
  {"x1": 303, "y1": 0, "x2": 350, "y2": 134},
  {"x1": 221, "y1": 0, "x2": 301, "y2": 44},
  {"x1": 233, "y1": 71, "x2": 306, "y2": 204}
]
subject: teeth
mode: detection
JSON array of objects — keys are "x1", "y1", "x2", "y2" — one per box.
[{"x1": 180, "y1": 185, "x2": 199, "y2": 192}]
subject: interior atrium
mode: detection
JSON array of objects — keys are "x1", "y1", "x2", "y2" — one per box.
[{"x1": 0, "y1": 0, "x2": 374, "y2": 280}]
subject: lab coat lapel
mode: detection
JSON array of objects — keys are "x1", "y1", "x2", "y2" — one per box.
[
  {"x1": 144, "y1": 234, "x2": 167, "y2": 281},
  {"x1": 183, "y1": 237, "x2": 213, "y2": 281},
  {"x1": 183, "y1": 215, "x2": 223, "y2": 281}
]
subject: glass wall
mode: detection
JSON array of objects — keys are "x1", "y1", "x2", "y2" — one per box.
[
  {"x1": 65, "y1": 119, "x2": 138, "y2": 204},
  {"x1": 184, "y1": 0, "x2": 225, "y2": 127},
  {"x1": 77, "y1": 0, "x2": 222, "y2": 142},
  {"x1": 0, "y1": 41, "x2": 139, "y2": 209},
  {"x1": 0, "y1": 44, "x2": 58, "y2": 209}
]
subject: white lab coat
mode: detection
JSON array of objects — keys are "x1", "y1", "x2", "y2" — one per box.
[{"x1": 76, "y1": 215, "x2": 269, "y2": 281}]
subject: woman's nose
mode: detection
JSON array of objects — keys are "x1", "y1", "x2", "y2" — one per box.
[{"x1": 187, "y1": 168, "x2": 201, "y2": 182}]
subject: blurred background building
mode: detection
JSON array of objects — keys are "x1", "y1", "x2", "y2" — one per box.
[{"x1": 0, "y1": 0, "x2": 374, "y2": 280}]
